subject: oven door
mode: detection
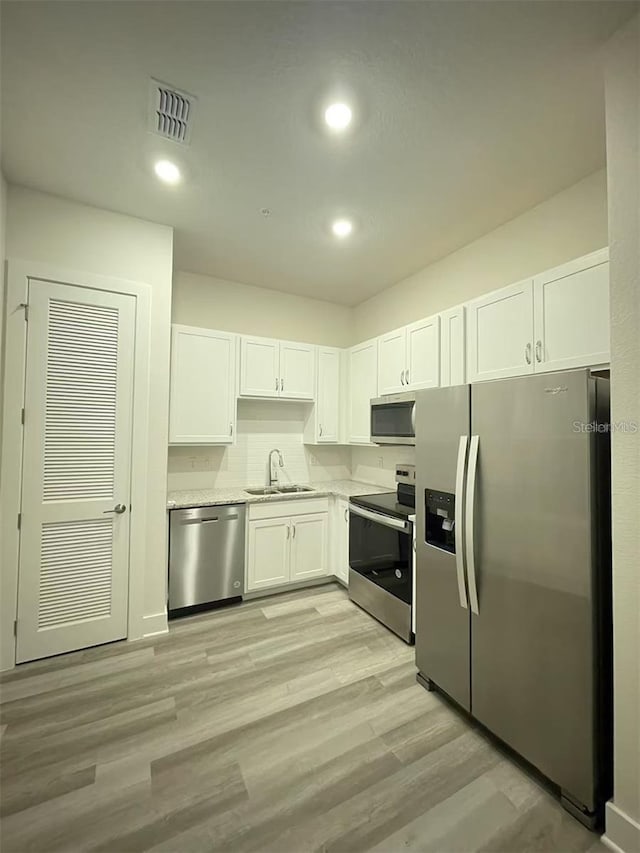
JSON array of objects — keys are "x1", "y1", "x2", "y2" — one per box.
[
  {"x1": 370, "y1": 397, "x2": 415, "y2": 445},
  {"x1": 348, "y1": 503, "x2": 413, "y2": 642}
]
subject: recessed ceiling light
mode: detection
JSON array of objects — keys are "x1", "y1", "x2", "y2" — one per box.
[
  {"x1": 332, "y1": 218, "x2": 353, "y2": 238},
  {"x1": 324, "y1": 103, "x2": 352, "y2": 131},
  {"x1": 154, "y1": 159, "x2": 181, "y2": 184}
]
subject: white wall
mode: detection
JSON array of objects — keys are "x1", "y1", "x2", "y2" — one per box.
[
  {"x1": 603, "y1": 16, "x2": 640, "y2": 853},
  {"x1": 0, "y1": 173, "x2": 6, "y2": 446},
  {"x1": 168, "y1": 400, "x2": 350, "y2": 492},
  {"x1": 3, "y1": 186, "x2": 173, "y2": 662},
  {"x1": 353, "y1": 169, "x2": 608, "y2": 343},
  {"x1": 173, "y1": 270, "x2": 353, "y2": 348}
]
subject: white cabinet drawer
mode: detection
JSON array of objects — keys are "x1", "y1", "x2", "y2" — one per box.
[{"x1": 249, "y1": 497, "x2": 329, "y2": 521}]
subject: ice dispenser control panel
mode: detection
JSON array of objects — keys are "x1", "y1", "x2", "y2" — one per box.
[{"x1": 425, "y1": 489, "x2": 456, "y2": 553}]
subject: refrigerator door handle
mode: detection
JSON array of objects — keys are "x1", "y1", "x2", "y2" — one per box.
[
  {"x1": 465, "y1": 434, "x2": 480, "y2": 615},
  {"x1": 455, "y1": 435, "x2": 469, "y2": 609}
]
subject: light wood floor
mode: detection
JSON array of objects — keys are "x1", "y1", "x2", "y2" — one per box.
[{"x1": 1, "y1": 583, "x2": 606, "y2": 853}]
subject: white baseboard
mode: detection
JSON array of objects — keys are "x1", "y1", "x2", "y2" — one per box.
[
  {"x1": 142, "y1": 609, "x2": 168, "y2": 638},
  {"x1": 603, "y1": 801, "x2": 640, "y2": 853}
]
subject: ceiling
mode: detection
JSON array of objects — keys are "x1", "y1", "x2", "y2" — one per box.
[{"x1": 1, "y1": 1, "x2": 636, "y2": 306}]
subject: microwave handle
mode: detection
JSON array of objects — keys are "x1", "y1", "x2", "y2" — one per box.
[{"x1": 349, "y1": 503, "x2": 411, "y2": 534}]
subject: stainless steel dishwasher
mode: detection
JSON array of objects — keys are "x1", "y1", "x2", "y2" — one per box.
[{"x1": 168, "y1": 504, "x2": 245, "y2": 615}]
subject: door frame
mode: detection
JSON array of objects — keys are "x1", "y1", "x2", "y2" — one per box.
[{"x1": 1, "y1": 260, "x2": 152, "y2": 670}]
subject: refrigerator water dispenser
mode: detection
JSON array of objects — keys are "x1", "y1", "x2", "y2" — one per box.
[{"x1": 425, "y1": 489, "x2": 456, "y2": 553}]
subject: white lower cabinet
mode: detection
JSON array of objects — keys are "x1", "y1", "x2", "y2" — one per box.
[
  {"x1": 246, "y1": 517, "x2": 290, "y2": 590},
  {"x1": 332, "y1": 498, "x2": 350, "y2": 585},
  {"x1": 290, "y1": 513, "x2": 328, "y2": 581},
  {"x1": 246, "y1": 499, "x2": 329, "y2": 592}
]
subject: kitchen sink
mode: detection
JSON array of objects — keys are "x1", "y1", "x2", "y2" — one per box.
[{"x1": 244, "y1": 485, "x2": 315, "y2": 496}]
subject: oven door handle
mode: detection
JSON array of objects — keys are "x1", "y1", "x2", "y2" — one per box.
[{"x1": 349, "y1": 504, "x2": 411, "y2": 533}]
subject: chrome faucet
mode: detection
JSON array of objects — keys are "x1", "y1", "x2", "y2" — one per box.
[{"x1": 268, "y1": 449, "x2": 285, "y2": 486}]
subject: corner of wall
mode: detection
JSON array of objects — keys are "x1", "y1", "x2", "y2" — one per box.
[{"x1": 603, "y1": 12, "x2": 640, "y2": 851}]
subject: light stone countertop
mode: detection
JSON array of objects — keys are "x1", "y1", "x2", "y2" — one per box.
[{"x1": 167, "y1": 479, "x2": 388, "y2": 510}]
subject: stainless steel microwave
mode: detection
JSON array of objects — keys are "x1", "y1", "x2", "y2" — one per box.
[{"x1": 370, "y1": 392, "x2": 416, "y2": 445}]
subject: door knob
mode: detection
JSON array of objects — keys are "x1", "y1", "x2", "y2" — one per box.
[{"x1": 103, "y1": 503, "x2": 127, "y2": 515}]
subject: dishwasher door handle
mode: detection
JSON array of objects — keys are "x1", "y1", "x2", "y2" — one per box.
[{"x1": 183, "y1": 514, "x2": 240, "y2": 525}]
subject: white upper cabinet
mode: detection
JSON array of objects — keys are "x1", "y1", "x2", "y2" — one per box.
[
  {"x1": 349, "y1": 339, "x2": 378, "y2": 444},
  {"x1": 533, "y1": 249, "x2": 609, "y2": 373},
  {"x1": 466, "y1": 250, "x2": 609, "y2": 384},
  {"x1": 378, "y1": 328, "x2": 407, "y2": 395},
  {"x1": 240, "y1": 336, "x2": 280, "y2": 397},
  {"x1": 377, "y1": 315, "x2": 440, "y2": 395},
  {"x1": 240, "y1": 336, "x2": 315, "y2": 399},
  {"x1": 440, "y1": 306, "x2": 466, "y2": 387},
  {"x1": 169, "y1": 325, "x2": 237, "y2": 444},
  {"x1": 466, "y1": 279, "x2": 535, "y2": 383},
  {"x1": 316, "y1": 347, "x2": 340, "y2": 442},
  {"x1": 406, "y1": 315, "x2": 440, "y2": 390},
  {"x1": 279, "y1": 340, "x2": 315, "y2": 399}
]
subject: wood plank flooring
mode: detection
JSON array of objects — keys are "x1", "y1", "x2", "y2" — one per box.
[{"x1": 0, "y1": 583, "x2": 606, "y2": 853}]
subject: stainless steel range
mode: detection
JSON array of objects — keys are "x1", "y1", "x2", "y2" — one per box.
[{"x1": 348, "y1": 465, "x2": 415, "y2": 643}]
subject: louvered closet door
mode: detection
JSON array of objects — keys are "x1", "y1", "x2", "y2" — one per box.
[{"x1": 16, "y1": 280, "x2": 135, "y2": 663}]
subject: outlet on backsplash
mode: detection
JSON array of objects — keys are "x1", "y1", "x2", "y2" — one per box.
[{"x1": 188, "y1": 456, "x2": 212, "y2": 471}]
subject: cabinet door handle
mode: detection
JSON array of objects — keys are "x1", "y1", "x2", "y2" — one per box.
[
  {"x1": 344, "y1": 509, "x2": 348, "y2": 522},
  {"x1": 525, "y1": 343, "x2": 532, "y2": 365},
  {"x1": 281, "y1": 378, "x2": 284, "y2": 392},
  {"x1": 319, "y1": 424, "x2": 323, "y2": 437},
  {"x1": 400, "y1": 370, "x2": 405, "y2": 386},
  {"x1": 405, "y1": 369, "x2": 410, "y2": 385},
  {"x1": 276, "y1": 377, "x2": 279, "y2": 391},
  {"x1": 292, "y1": 524, "x2": 296, "y2": 539},
  {"x1": 229, "y1": 422, "x2": 233, "y2": 436},
  {"x1": 286, "y1": 525, "x2": 290, "y2": 539},
  {"x1": 535, "y1": 340, "x2": 543, "y2": 363}
]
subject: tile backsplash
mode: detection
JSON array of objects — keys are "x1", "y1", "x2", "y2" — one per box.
[
  {"x1": 350, "y1": 445, "x2": 416, "y2": 489},
  {"x1": 167, "y1": 400, "x2": 351, "y2": 491}
]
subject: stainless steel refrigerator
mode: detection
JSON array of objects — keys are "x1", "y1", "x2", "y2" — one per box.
[{"x1": 415, "y1": 368, "x2": 612, "y2": 829}]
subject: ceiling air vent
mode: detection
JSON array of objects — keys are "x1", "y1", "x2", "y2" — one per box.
[{"x1": 148, "y1": 79, "x2": 195, "y2": 145}]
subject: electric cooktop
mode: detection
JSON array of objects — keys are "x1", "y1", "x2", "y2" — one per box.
[{"x1": 350, "y1": 492, "x2": 415, "y2": 520}]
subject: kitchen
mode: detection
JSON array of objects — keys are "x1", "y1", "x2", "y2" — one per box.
[{"x1": 0, "y1": 3, "x2": 638, "y2": 853}]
